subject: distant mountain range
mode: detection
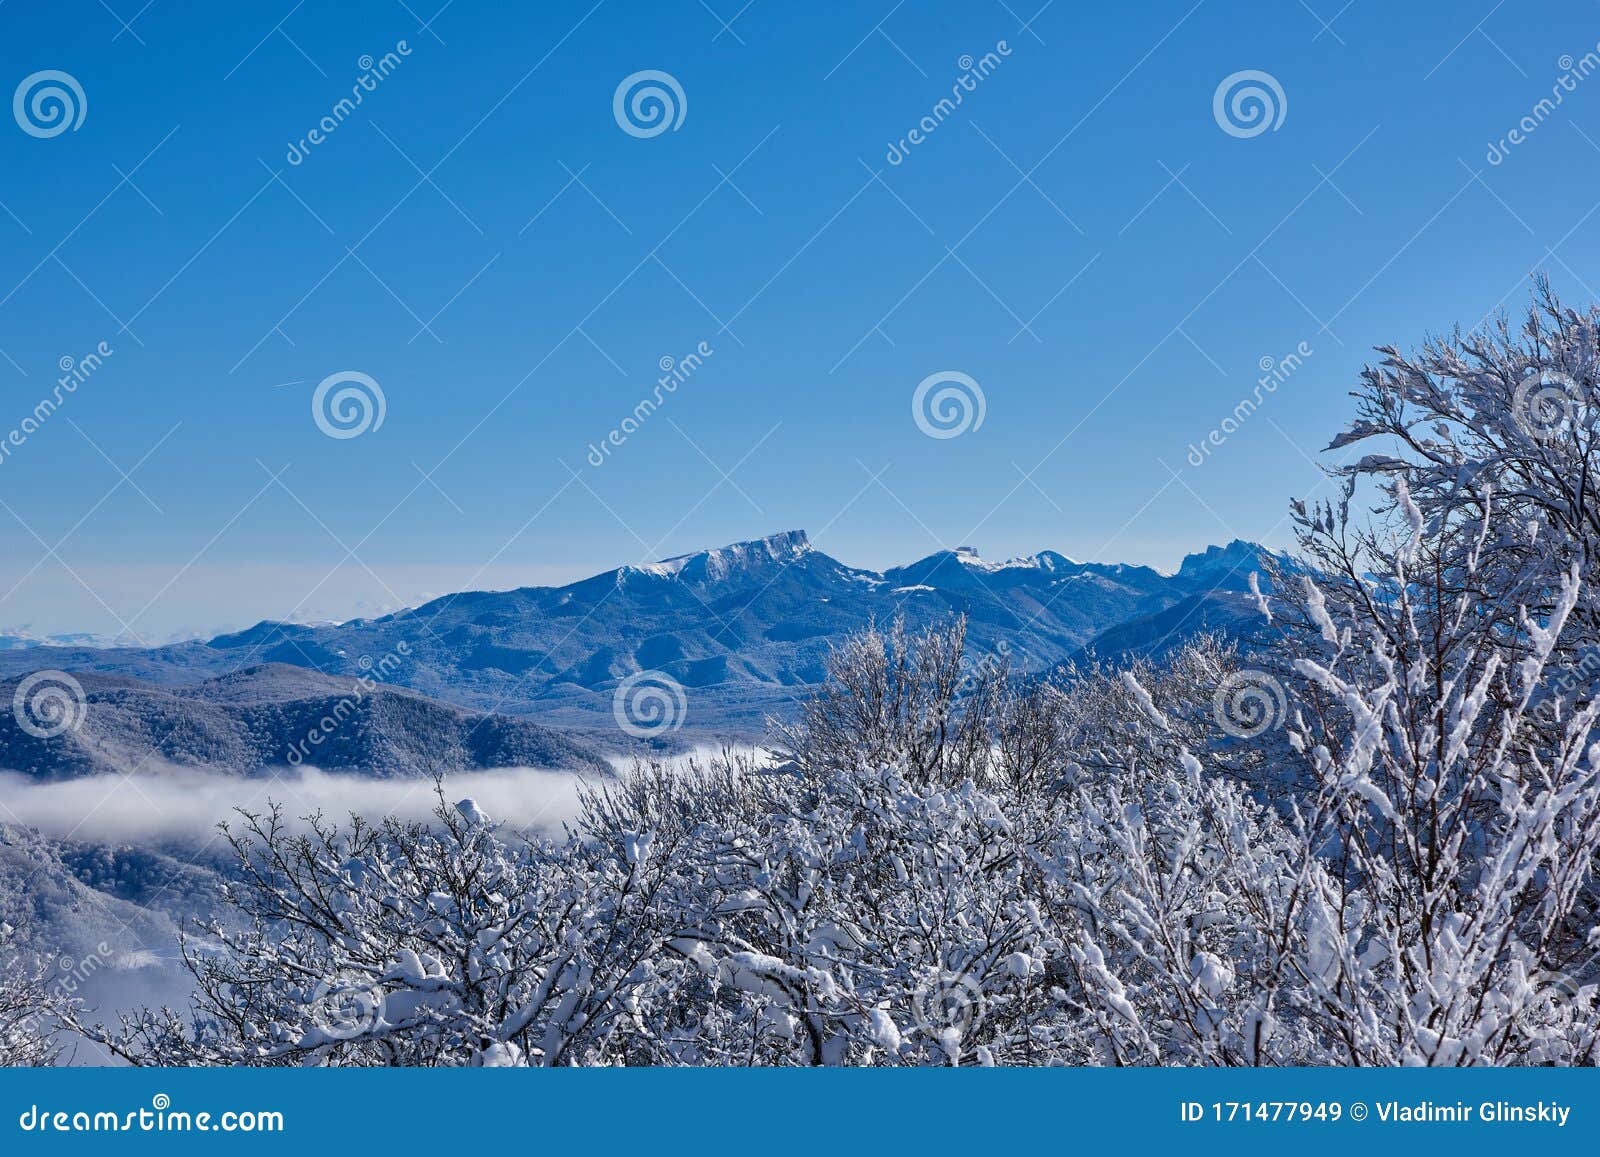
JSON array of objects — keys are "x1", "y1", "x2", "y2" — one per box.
[
  {"x1": 0, "y1": 666, "x2": 614, "y2": 780},
  {"x1": 0, "y1": 631, "x2": 131, "y2": 651},
  {"x1": 0, "y1": 531, "x2": 1286, "y2": 748}
]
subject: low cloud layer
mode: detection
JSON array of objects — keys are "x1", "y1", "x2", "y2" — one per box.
[{"x1": 0, "y1": 764, "x2": 607, "y2": 845}]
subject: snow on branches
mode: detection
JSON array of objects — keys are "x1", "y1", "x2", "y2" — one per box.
[{"x1": 67, "y1": 286, "x2": 1600, "y2": 1067}]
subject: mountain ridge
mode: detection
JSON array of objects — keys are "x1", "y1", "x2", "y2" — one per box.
[
  {"x1": 0, "y1": 531, "x2": 1289, "y2": 737},
  {"x1": 0, "y1": 665, "x2": 616, "y2": 780}
]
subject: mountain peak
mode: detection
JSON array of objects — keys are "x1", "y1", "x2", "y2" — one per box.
[
  {"x1": 1175, "y1": 540, "x2": 1276, "y2": 591},
  {"x1": 627, "y1": 530, "x2": 813, "y2": 584},
  {"x1": 757, "y1": 529, "x2": 812, "y2": 556}
]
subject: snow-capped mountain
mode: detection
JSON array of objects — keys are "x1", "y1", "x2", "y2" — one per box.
[
  {"x1": 0, "y1": 630, "x2": 138, "y2": 651},
  {"x1": 0, "y1": 531, "x2": 1286, "y2": 737}
]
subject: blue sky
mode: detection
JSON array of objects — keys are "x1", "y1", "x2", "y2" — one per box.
[{"x1": 2, "y1": 0, "x2": 1599, "y2": 638}]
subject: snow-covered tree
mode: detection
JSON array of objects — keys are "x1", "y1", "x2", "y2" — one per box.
[
  {"x1": 1316, "y1": 278, "x2": 1600, "y2": 674},
  {"x1": 71, "y1": 791, "x2": 708, "y2": 1067},
  {"x1": 71, "y1": 287, "x2": 1600, "y2": 1066},
  {"x1": 0, "y1": 923, "x2": 72, "y2": 1066}
]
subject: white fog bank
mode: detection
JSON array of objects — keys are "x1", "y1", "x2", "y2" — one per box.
[{"x1": 0, "y1": 745, "x2": 769, "y2": 846}]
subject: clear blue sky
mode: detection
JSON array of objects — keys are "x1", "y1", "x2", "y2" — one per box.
[{"x1": 2, "y1": 0, "x2": 1597, "y2": 638}]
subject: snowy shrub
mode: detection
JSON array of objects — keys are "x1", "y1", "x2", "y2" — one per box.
[{"x1": 73, "y1": 793, "x2": 709, "y2": 1067}]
